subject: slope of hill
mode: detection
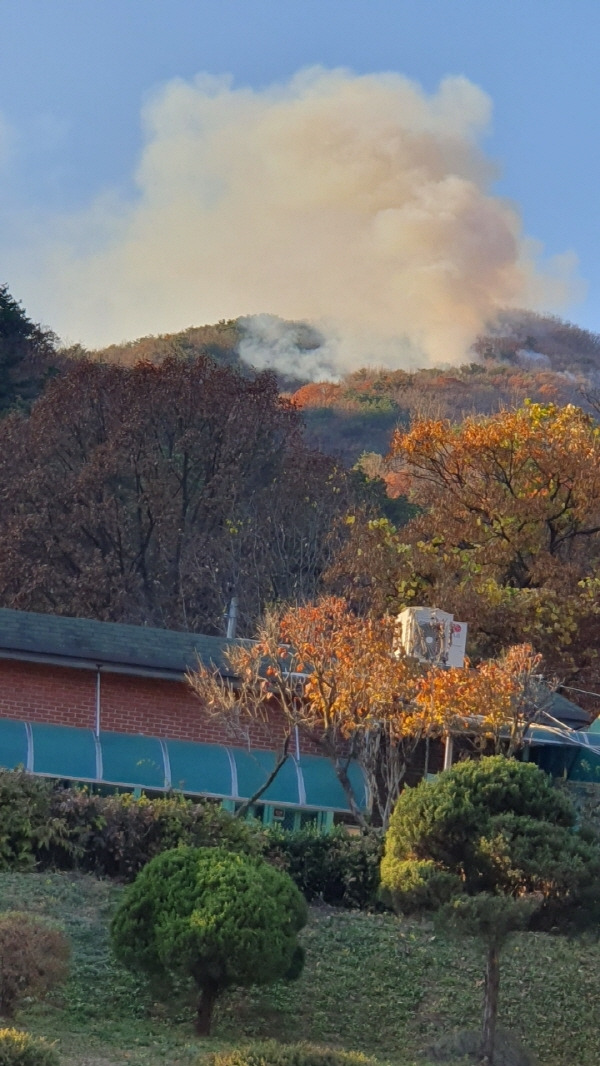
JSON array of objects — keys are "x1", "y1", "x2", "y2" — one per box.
[
  {"x1": 85, "y1": 310, "x2": 600, "y2": 466},
  {"x1": 89, "y1": 319, "x2": 244, "y2": 370},
  {"x1": 291, "y1": 362, "x2": 583, "y2": 465},
  {"x1": 4, "y1": 868, "x2": 598, "y2": 1066},
  {"x1": 475, "y1": 308, "x2": 600, "y2": 375}
]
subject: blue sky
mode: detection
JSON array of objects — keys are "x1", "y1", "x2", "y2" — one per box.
[{"x1": 1, "y1": 1, "x2": 599, "y2": 366}]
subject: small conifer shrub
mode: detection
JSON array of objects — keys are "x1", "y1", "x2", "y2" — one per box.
[{"x1": 111, "y1": 846, "x2": 308, "y2": 1035}]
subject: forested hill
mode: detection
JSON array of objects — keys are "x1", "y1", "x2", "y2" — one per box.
[
  {"x1": 3, "y1": 283, "x2": 600, "y2": 468},
  {"x1": 86, "y1": 309, "x2": 600, "y2": 465},
  {"x1": 4, "y1": 286, "x2": 600, "y2": 689}
]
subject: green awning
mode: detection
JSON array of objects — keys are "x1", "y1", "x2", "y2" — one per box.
[
  {"x1": 100, "y1": 732, "x2": 165, "y2": 789},
  {"x1": 0, "y1": 719, "x2": 367, "y2": 812},
  {"x1": 300, "y1": 754, "x2": 368, "y2": 811},
  {"x1": 167, "y1": 740, "x2": 232, "y2": 796},
  {"x1": 0, "y1": 719, "x2": 28, "y2": 771},
  {"x1": 231, "y1": 747, "x2": 300, "y2": 805},
  {"x1": 31, "y1": 723, "x2": 97, "y2": 780}
]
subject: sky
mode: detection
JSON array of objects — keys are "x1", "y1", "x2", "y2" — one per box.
[{"x1": 1, "y1": 1, "x2": 599, "y2": 372}]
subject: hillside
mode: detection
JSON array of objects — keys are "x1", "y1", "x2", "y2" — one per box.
[
  {"x1": 5, "y1": 868, "x2": 598, "y2": 1066},
  {"x1": 86, "y1": 311, "x2": 600, "y2": 466}
]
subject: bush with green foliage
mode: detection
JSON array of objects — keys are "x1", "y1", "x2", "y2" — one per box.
[
  {"x1": 209, "y1": 1042, "x2": 379, "y2": 1066},
  {"x1": 0, "y1": 769, "x2": 382, "y2": 906},
  {"x1": 0, "y1": 772, "x2": 264, "y2": 878},
  {"x1": 0, "y1": 1030, "x2": 59, "y2": 1066},
  {"x1": 47, "y1": 788, "x2": 264, "y2": 879},
  {"x1": 380, "y1": 756, "x2": 600, "y2": 1065},
  {"x1": 381, "y1": 755, "x2": 576, "y2": 900},
  {"x1": 0, "y1": 773, "x2": 61, "y2": 871},
  {"x1": 264, "y1": 826, "x2": 382, "y2": 908},
  {"x1": 0, "y1": 912, "x2": 70, "y2": 1019},
  {"x1": 111, "y1": 845, "x2": 307, "y2": 1035}
]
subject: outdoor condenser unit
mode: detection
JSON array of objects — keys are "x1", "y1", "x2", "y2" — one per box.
[{"x1": 395, "y1": 607, "x2": 468, "y2": 669}]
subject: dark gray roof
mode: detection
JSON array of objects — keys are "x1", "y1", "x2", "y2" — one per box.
[
  {"x1": 543, "y1": 690, "x2": 591, "y2": 729},
  {"x1": 0, "y1": 607, "x2": 235, "y2": 678},
  {"x1": 0, "y1": 608, "x2": 590, "y2": 729}
]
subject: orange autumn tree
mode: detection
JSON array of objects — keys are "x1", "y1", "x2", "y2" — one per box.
[
  {"x1": 189, "y1": 597, "x2": 446, "y2": 828},
  {"x1": 350, "y1": 401, "x2": 600, "y2": 682},
  {"x1": 188, "y1": 598, "x2": 552, "y2": 828},
  {"x1": 390, "y1": 401, "x2": 600, "y2": 586},
  {"x1": 276, "y1": 597, "x2": 432, "y2": 828},
  {"x1": 417, "y1": 643, "x2": 552, "y2": 759}
]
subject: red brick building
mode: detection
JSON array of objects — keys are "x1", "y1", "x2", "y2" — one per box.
[{"x1": 0, "y1": 608, "x2": 366, "y2": 828}]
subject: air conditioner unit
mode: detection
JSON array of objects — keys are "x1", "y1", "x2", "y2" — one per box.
[{"x1": 396, "y1": 607, "x2": 467, "y2": 669}]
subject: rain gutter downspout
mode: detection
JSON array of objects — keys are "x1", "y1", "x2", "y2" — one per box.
[{"x1": 95, "y1": 666, "x2": 101, "y2": 738}]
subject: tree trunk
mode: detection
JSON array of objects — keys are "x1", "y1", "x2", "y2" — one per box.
[
  {"x1": 481, "y1": 941, "x2": 500, "y2": 1064},
  {"x1": 195, "y1": 980, "x2": 219, "y2": 1036},
  {"x1": 235, "y1": 735, "x2": 291, "y2": 819},
  {"x1": 334, "y1": 757, "x2": 369, "y2": 829}
]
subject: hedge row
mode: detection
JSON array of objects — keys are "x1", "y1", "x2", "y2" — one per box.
[{"x1": 0, "y1": 770, "x2": 382, "y2": 908}]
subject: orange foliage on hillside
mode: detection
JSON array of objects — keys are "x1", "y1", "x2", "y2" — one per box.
[{"x1": 292, "y1": 382, "x2": 342, "y2": 408}]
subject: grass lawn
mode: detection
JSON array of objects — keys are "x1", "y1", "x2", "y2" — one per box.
[{"x1": 0, "y1": 870, "x2": 597, "y2": 1066}]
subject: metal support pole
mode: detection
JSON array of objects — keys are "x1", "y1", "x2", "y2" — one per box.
[
  {"x1": 443, "y1": 733, "x2": 454, "y2": 771},
  {"x1": 226, "y1": 597, "x2": 239, "y2": 639},
  {"x1": 95, "y1": 667, "x2": 101, "y2": 738}
]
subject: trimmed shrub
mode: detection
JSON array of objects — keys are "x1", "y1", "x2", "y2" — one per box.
[
  {"x1": 111, "y1": 846, "x2": 308, "y2": 1035},
  {"x1": 265, "y1": 826, "x2": 383, "y2": 909},
  {"x1": 0, "y1": 772, "x2": 58, "y2": 871},
  {"x1": 379, "y1": 858, "x2": 461, "y2": 914},
  {"x1": 382, "y1": 756, "x2": 575, "y2": 894},
  {"x1": 0, "y1": 1030, "x2": 59, "y2": 1066},
  {"x1": 208, "y1": 1042, "x2": 378, "y2": 1066},
  {"x1": 0, "y1": 913, "x2": 70, "y2": 1019},
  {"x1": 46, "y1": 788, "x2": 264, "y2": 879},
  {"x1": 381, "y1": 756, "x2": 600, "y2": 1066}
]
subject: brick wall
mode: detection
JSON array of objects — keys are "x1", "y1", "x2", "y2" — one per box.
[
  {"x1": 0, "y1": 658, "x2": 320, "y2": 755},
  {"x1": 0, "y1": 660, "x2": 93, "y2": 729}
]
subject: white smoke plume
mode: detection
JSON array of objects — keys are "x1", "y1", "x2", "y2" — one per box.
[
  {"x1": 7, "y1": 67, "x2": 579, "y2": 374},
  {"x1": 237, "y1": 315, "x2": 340, "y2": 381}
]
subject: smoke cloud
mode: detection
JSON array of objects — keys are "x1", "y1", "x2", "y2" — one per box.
[{"x1": 7, "y1": 67, "x2": 580, "y2": 374}]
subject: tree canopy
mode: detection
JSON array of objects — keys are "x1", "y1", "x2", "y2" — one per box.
[
  {"x1": 0, "y1": 356, "x2": 358, "y2": 633},
  {"x1": 189, "y1": 596, "x2": 552, "y2": 828},
  {"x1": 333, "y1": 402, "x2": 600, "y2": 688},
  {"x1": 0, "y1": 285, "x2": 59, "y2": 411},
  {"x1": 111, "y1": 845, "x2": 307, "y2": 1035},
  {"x1": 381, "y1": 756, "x2": 600, "y2": 1063}
]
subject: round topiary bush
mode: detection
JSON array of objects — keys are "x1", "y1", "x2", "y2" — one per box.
[
  {"x1": 0, "y1": 1029, "x2": 60, "y2": 1066},
  {"x1": 111, "y1": 846, "x2": 308, "y2": 1035},
  {"x1": 381, "y1": 754, "x2": 576, "y2": 898},
  {"x1": 208, "y1": 1041, "x2": 379, "y2": 1066}
]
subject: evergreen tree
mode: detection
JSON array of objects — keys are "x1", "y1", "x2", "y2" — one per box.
[
  {"x1": 381, "y1": 757, "x2": 600, "y2": 1064},
  {"x1": 111, "y1": 846, "x2": 307, "y2": 1035},
  {"x1": 0, "y1": 285, "x2": 58, "y2": 411}
]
